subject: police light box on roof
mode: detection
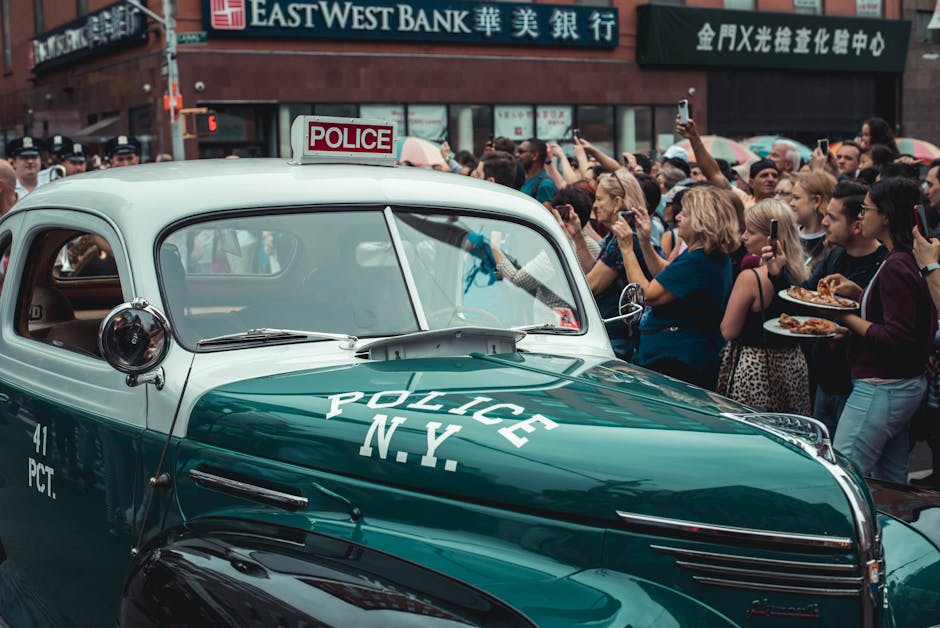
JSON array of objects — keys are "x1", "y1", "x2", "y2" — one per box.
[{"x1": 290, "y1": 116, "x2": 396, "y2": 166}]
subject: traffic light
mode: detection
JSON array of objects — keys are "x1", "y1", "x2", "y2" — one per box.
[
  {"x1": 195, "y1": 112, "x2": 217, "y2": 135},
  {"x1": 180, "y1": 108, "x2": 218, "y2": 139}
]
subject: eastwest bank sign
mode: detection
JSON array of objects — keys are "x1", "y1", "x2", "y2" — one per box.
[
  {"x1": 637, "y1": 4, "x2": 909, "y2": 72},
  {"x1": 202, "y1": 0, "x2": 618, "y2": 47},
  {"x1": 30, "y1": 0, "x2": 147, "y2": 73}
]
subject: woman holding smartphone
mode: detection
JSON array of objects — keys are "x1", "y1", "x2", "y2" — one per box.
[
  {"x1": 614, "y1": 186, "x2": 739, "y2": 389},
  {"x1": 822, "y1": 177, "x2": 936, "y2": 484},
  {"x1": 718, "y1": 200, "x2": 810, "y2": 413}
]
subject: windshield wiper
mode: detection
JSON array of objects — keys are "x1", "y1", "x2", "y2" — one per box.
[
  {"x1": 511, "y1": 323, "x2": 581, "y2": 335},
  {"x1": 197, "y1": 328, "x2": 358, "y2": 350}
]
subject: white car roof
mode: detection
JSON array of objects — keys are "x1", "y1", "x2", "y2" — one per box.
[{"x1": 12, "y1": 159, "x2": 555, "y2": 233}]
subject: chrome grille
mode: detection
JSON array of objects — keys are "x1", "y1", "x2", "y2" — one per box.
[{"x1": 653, "y1": 544, "x2": 864, "y2": 597}]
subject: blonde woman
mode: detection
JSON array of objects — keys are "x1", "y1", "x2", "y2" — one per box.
[
  {"x1": 584, "y1": 168, "x2": 651, "y2": 360},
  {"x1": 718, "y1": 199, "x2": 811, "y2": 413},
  {"x1": 790, "y1": 170, "x2": 837, "y2": 271},
  {"x1": 613, "y1": 186, "x2": 739, "y2": 389}
]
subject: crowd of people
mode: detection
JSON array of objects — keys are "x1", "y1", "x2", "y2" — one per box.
[
  {"x1": 451, "y1": 116, "x2": 940, "y2": 488},
  {"x1": 6, "y1": 120, "x2": 940, "y2": 487}
]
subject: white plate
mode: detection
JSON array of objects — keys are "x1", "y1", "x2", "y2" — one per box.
[
  {"x1": 777, "y1": 289, "x2": 859, "y2": 311},
  {"x1": 763, "y1": 315, "x2": 838, "y2": 338}
]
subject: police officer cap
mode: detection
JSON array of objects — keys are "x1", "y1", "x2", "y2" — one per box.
[
  {"x1": 7, "y1": 135, "x2": 41, "y2": 158},
  {"x1": 105, "y1": 135, "x2": 141, "y2": 157},
  {"x1": 48, "y1": 135, "x2": 75, "y2": 156},
  {"x1": 60, "y1": 142, "x2": 87, "y2": 162}
]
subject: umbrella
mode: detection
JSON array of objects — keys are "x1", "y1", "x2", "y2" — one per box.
[
  {"x1": 744, "y1": 136, "x2": 813, "y2": 162},
  {"x1": 394, "y1": 136, "x2": 446, "y2": 167},
  {"x1": 670, "y1": 136, "x2": 758, "y2": 165},
  {"x1": 895, "y1": 137, "x2": 940, "y2": 165}
]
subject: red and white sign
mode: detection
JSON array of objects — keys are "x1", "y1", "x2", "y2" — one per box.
[
  {"x1": 210, "y1": 0, "x2": 246, "y2": 30},
  {"x1": 307, "y1": 121, "x2": 393, "y2": 154},
  {"x1": 290, "y1": 116, "x2": 396, "y2": 166}
]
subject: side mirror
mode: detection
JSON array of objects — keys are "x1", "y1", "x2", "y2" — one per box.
[
  {"x1": 603, "y1": 283, "x2": 645, "y2": 325},
  {"x1": 98, "y1": 298, "x2": 171, "y2": 389}
]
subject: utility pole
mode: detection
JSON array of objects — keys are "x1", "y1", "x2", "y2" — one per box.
[{"x1": 127, "y1": 0, "x2": 185, "y2": 160}]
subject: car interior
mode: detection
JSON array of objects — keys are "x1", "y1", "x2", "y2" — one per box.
[{"x1": 18, "y1": 229, "x2": 124, "y2": 358}]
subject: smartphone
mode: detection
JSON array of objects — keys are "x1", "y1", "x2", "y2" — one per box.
[
  {"x1": 620, "y1": 210, "x2": 637, "y2": 228},
  {"x1": 769, "y1": 218, "x2": 779, "y2": 252},
  {"x1": 915, "y1": 204, "x2": 930, "y2": 238},
  {"x1": 677, "y1": 100, "x2": 691, "y2": 125},
  {"x1": 572, "y1": 128, "x2": 581, "y2": 141},
  {"x1": 554, "y1": 205, "x2": 571, "y2": 221},
  {"x1": 817, "y1": 138, "x2": 829, "y2": 154}
]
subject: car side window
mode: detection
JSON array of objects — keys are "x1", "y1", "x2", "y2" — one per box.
[
  {"x1": 0, "y1": 233, "x2": 11, "y2": 297},
  {"x1": 17, "y1": 228, "x2": 124, "y2": 358}
]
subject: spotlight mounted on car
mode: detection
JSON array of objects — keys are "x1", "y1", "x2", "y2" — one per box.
[{"x1": 99, "y1": 298, "x2": 170, "y2": 389}]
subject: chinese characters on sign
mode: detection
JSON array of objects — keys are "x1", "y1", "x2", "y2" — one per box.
[
  {"x1": 204, "y1": 0, "x2": 618, "y2": 48},
  {"x1": 694, "y1": 22, "x2": 887, "y2": 58},
  {"x1": 30, "y1": 0, "x2": 146, "y2": 72},
  {"x1": 636, "y1": 5, "x2": 909, "y2": 73}
]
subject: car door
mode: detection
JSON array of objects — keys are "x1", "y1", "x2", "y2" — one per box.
[{"x1": 0, "y1": 211, "x2": 148, "y2": 627}]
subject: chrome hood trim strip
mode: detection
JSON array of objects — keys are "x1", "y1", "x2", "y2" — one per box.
[{"x1": 616, "y1": 511, "x2": 853, "y2": 550}]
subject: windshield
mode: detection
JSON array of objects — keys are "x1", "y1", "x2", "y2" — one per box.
[{"x1": 158, "y1": 208, "x2": 581, "y2": 350}]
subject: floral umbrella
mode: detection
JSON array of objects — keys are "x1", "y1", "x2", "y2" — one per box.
[
  {"x1": 743, "y1": 136, "x2": 813, "y2": 162},
  {"x1": 670, "y1": 136, "x2": 759, "y2": 165},
  {"x1": 895, "y1": 137, "x2": 940, "y2": 165},
  {"x1": 394, "y1": 136, "x2": 446, "y2": 167}
]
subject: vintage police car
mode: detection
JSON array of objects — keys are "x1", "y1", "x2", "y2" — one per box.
[{"x1": 0, "y1": 117, "x2": 937, "y2": 627}]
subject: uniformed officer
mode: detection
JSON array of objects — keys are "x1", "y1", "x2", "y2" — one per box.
[
  {"x1": 7, "y1": 135, "x2": 43, "y2": 198},
  {"x1": 56, "y1": 141, "x2": 88, "y2": 177},
  {"x1": 40, "y1": 135, "x2": 74, "y2": 181},
  {"x1": 105, "y1": 135, "x2": 141, "y2": 168}
]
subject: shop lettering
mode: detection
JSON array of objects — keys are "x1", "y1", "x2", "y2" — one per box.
[
  {"x1": 32, "y1": 2, "x2": 143, "y2": 67},
  {"x1": 327, "y1": 389, "x2": 560, "y2": 472},
  {"x1": 226, "y1": 0, "x2": 617, "y2": 46},
  {"x1": 695, "y1": 21, "x2": 887, "y2": 58}
]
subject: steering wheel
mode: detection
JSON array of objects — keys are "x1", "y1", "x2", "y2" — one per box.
[{"x1": 428, "y1": 306, "x2": 503, "y2": 328}]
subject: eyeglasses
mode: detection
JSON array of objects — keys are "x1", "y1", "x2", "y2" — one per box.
[
  {"x1": 859, "y1": 202, "x2": 878, "y2": 214},
  {"x1": 516, "y1": 149, "x2": 533, "y2": 155},
  {"x1": 774, "y1": 190, "x2": 792, "y2": 199}
]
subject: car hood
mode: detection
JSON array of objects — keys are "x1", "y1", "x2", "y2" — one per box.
[{"x1": 186, "y1": 353, "x2": 855, "y2": 538}]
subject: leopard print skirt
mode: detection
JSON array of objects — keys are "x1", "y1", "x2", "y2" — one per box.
[{"x1": 717, "y1": 342, "x2": 812, "y2": 415}]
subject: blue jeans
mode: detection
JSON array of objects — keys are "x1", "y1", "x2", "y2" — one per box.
[
  {"x1": 833, "y1": 377, "x2": 927, "y2": 484},
  {"x1": 813, "y1": 386, "x2": 849, "y2": 439}
]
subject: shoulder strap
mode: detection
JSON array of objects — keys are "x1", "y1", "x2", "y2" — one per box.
[
  {"x1": 752, "y1": 268, "x2": 769, "y2": 348},
  {"x1": 528, "y1": 172, "x2": 547, "y2": 199}
]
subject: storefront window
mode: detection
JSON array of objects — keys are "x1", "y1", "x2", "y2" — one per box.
[
  {"x1": 494, "y1": 105, "x2": 534, "y2": 141},
  {"x1": 448, "y1": 105, "x2": 492, "y2": 155},
  {"x1": 536, "y1": 105, "x2": 573, "y2": 141},
  {"x1": 723, "y1": 0, "x2": 755, "y2": 9},
  {"x1": 314, "y1": 104, "x2": 357, "y2": 117},
  {"x1": 577, "y1": 105, "x2": 613, "y2": 155},
  {"x1": 617, "y1": 106, "x2": 652, "y2": 156},
  {"x1": 793, "y1": 0, "x2": 823, "y2": 14},
  {"x1": 361, "y1": 104, "x2": 405, "y2": 138},
  {"x1": 654, "y1": 105, "x2": 680, "y2": 157},
  {"x1": 407, "y1": 105, "x2": 447, "y2": 140}
]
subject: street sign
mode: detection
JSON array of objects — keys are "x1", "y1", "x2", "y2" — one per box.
[{"x1": 177, "y1": 31, "x2": 208, "y2": 45}]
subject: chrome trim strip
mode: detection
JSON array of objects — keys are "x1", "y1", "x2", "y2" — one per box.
[
  {"x1": 617, "y1": 511, "x2": 854, "y2": 550},
  {"x1": 719, "y1": 411, "x2": 882, "y2": 626},
  {"x1": 676, "y1": 561, "x2": 864, "y2": 585},
  {"x1": 720, "y1": 412, "x2": 836, "y2": 463},
  {"x1": 383, "y1": 205, "x2": 429, "y2": 330},
  {"x1": 651, "y1": 545, "x2": 857, "y2": 572},
  {"x1": 189, "y1": 469, "x2": 309, "y2": 510},
  {"x1": 694, "y1": 576, "x2": 861, "y2": 597}
]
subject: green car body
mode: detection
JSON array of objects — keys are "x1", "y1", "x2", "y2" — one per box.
[{"x1": 0, "y1": 150, "x2": 937, "y2": 627}]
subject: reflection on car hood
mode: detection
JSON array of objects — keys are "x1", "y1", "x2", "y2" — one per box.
[{"x1": 187, "y1": 353, "x2": 854, "y2": 538}]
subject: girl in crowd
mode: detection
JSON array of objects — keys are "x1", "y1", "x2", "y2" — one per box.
[
  {"x1": 585, "y1": 169, "x2": 651, "y2": 360},
  {"x1": 719, "y1": 199, "x2": 811, "y2": 413},
  {"x1": 860, "y1": 117, "x2": 899, "y2": 155},
  {"x1": 774, "y1": 173, "x2": 795, "y2": 203},
  {"x1": 614, "y1": 186, "x2": 740, "y2": 389},
  {"x1": 824, "y1": 177, "x2": 936, "y2": 484},
  {"x1": 790, "y1": 170, "x2": 837, "y2": 271}
]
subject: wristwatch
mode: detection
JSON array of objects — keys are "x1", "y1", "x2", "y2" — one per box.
[{"x1": 920, "y1": 262, "x2": 940, "y2": 277}]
